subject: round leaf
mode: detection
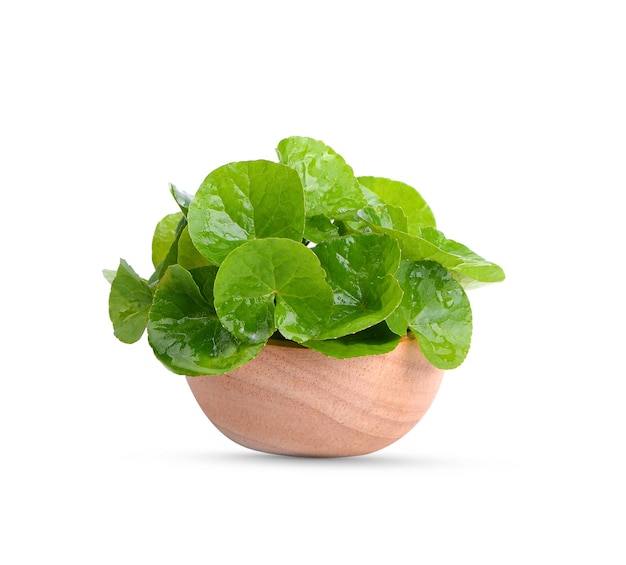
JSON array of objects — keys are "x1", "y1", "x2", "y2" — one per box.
[
  {"x1": 177, "y1": 226, "x2": 212, "y2": 270},
  {"x1": 152, "y1": 212, "x2": 183, "y2": 269},
  {"x1": 188, "y1": 160, "x2": 305, "y2": 264},
  {"x1": 147, "y1": 265, "x2": 264, "y2": 376},
  {"x1": 358, "y1": 176, "x2": 436, "y2": 232},
  {"x1": 387, "y1": 260, "x2": 472, "y2": 369},
  {"x1": 109, "y1": 259, "x2": 153, "y2": 344},
  {"x1": 312, "y1": 233, "x2": 404, "y2": 339},
  {"x1": 277, "y1": 136, "x2": 367, "y2": 218},
  {"x1": 213, "y1": 238, "x2": 334, "y2": 343}
]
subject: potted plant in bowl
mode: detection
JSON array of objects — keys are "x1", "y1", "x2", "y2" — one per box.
[{"x1": 104, "y1": 136, "x2": 504, "y2": 457}]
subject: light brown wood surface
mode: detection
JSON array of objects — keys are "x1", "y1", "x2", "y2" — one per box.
[{"x1": 186, "y1": 337, "x2": 444, "y2": 457}]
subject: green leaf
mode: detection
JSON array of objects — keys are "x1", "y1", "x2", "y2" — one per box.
[
  {"x1": 356, "y1": 204, "x2": 408, "y2": 232},
  {"x1": 177, "y1": 226, "x2": 212, "y2": 270},
  {"x1": 303, "y1": 323, "x2": 401, "y2": 358},
  {"x1": 188, "y1": 265, "x2": 219, "y2": 306},
  {"x1": 387, "y1": 260, "x2": 472, "y2": 369},
  {"x1": 108, "y1": 259, "x2": 153, "y2": 344},
  {"x1": 358, "y1": 176, "x2": 436, "y2": 232},
  {"x1": 147, "y1": 265, "x2": 264, "y2": 376},
  {"x1": 276, "y1": 136, "x2": 367, "y2": 218},
  {"x1": 359, "y1": 182, "x2": 386, "y2": 207},
  {"x1": 102, "y1": 269, "x2": 117, "y2": 284},
  {"x1": 149, "y1": 215, "x2": 187, "y2": 284},
  {"x1": 312, "y1": 233, "x2": 404, "y2": 339},
  {"x1": 152, "y1": 212, "x2": 184, "y2": 269},
  {"x1": 213, "y1": 238, "x2": 334, "y2": 344},
  {"x1": 303, "y1": 214, "x2": 339, "y2": 243},
  {"x1": 188, "y1": 160, "x2": 305, "y2": 265},
  {"x1": 169, "y1": 183, "x2": 193, "y2": 216},
  {"x1": 371, "y1": 225, "x2": 505, "y2": 288},
  {"x1": 419, "y1": 227, "x2": 505, "y2": 288}
]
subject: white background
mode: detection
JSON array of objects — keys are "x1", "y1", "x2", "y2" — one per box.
[{"x1": 1, "y1": 1, "x2": 624, "y2": 563}]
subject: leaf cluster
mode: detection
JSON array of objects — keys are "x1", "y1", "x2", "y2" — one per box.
[{"x1": 105, "y1": 137, "x2": 504, "y2": 374}]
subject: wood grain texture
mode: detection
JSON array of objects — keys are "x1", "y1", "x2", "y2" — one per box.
[{"x1": 186, "y1": 337, "x2": 444, "y2": 457}]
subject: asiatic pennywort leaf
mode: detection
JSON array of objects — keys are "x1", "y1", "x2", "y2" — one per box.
[
  {"x1": 369, "y1": 225, "x2": 505, "y2": 288},
  {"x1": 312, "y1": 233, "x2": 403, "y2": 339},
  {"x1": 108, "y1": 259, "x2": 153, "y2": 344},
  {"x1": 169, "y1": 183, "x2": 193, "y2": 216},
  {"x1": 277, "y1": 136, "x2": 367, "y2": 218},
  {"x1": 147, "y1": 265, "x2": 264, "y2": 376},
  {"x1": 213, "y1": 238, "x2": 334, "y2": 344},
  {"x1": 387, "y1": 260, "x2": 472, "y2": 369},
  {"x1": 152, "y1": 212, "x2": 184, "y2": 269},
  {"x1": 358, "y1": 176, "x2": 436, "y2": 232},
  {"x1": 188, "y1": 160, "x2": 305, "y2": 265},
  {"x1": 177, "y1": 226, "x2": 212, "y2": 271}
]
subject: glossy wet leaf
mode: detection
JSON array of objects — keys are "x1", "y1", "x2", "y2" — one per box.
[
  {"x1": 304, "y1": 214, "x2": 339, "y2": 243},
  {"x1": 276, "y1": 136, "x2": 367, "y2": 218},
  {"x1": 188, "y1": 160, "x2": 305, "y2": 265},
  {"x1": 358, "y1": 176, "x2": 436, "y2": 232},
  {"x1": 177, "y1": 226, "x2": 212, "y2": 270},
  {"x1": 147, "y1": 265, "x2": 264, "y2": 376},
  {"x1": 149, "y1": 215, "x2": 187, "y2": 284},
  {"x1": 418, "y1": 227, "x2": 505, "y2": 287},
  {"x1": 356, "y1": 204, "x2": 408, "y2": 232},
  {"x1": 188, "y1": 265, "x2": 219, "y2": 306},
  {"x1": 312, "y1": 233, "x2": 403, "y2": 339},
  {"x1": 373, "y1": 225, "x2": 505, "y2": 288},
  {"x1": 108, "y1": 259, "x2": 153, "y2": 344},
  {"x1": 387, "y1": 260, "x2": 472, "y2": 369},
  {"x1": 152, "y1": 212, "x2": 184, "y2": 269},
  {"x1": 303, "y1": 323, "x2": 401, "y2": 358},
  {"x1": 169, "y1": 183, "x2": 193, "y2": 216},
  {"x1": 213, "y1": 238, "x2": 334, "y2": 344},
  {"x1": 359, "y1": 182, "x2": 386, "y2": 207}
]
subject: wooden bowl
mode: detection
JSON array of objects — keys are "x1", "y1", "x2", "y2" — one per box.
[{"x1": 186, "y1": 337, "x2": 444, "y2": 457}]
